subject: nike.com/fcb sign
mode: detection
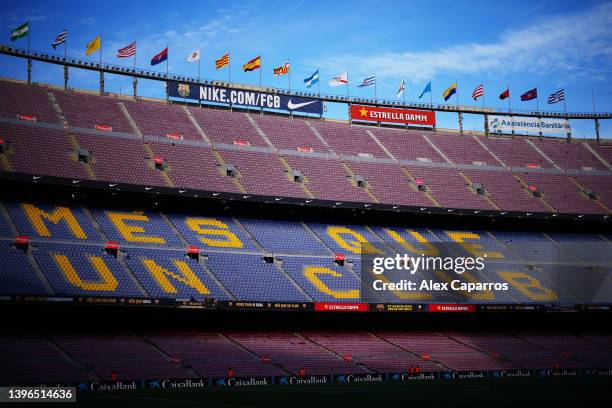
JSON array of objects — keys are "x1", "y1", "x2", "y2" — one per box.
[
  {"x1": 168, "y1": 81, "x2": 323, "y2": 114},
  {"x1": 351, "y1": 105, "x2": 436, "y2": 126}
]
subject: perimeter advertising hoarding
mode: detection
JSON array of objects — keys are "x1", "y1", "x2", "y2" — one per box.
[
  {"x1": 168, "y1": 81, "x2": 323, "y2": 114},
  {"x1": 488, "y1": 115, "x2": 571, "y2": 133},
  {"x1": 350, "y1": 104, "x2": 436, "y2": 126}
]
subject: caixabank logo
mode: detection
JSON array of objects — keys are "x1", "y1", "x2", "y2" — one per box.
[
  {"x1": 333, "y1": 374, "x2": 384, "y2": 383},
  {"x1": 147, "y1": 378, "x2": 207, "y2": 389},
  {"x1": 82, "y1": 381, "x2": 140, "y2": 392},
  {"x1": 213, "y1": 376, "x2": 271, "y2": 387},
  {"x1": 276, "y1": 375, "x2": 330, "y2": 385},
  {"x1": 389, "y1": 372, "x2": 437, "y2": 382}
]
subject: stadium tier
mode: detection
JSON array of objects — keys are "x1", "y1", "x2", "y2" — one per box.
[
  {"x1": 1, "y1": 201, "x2": 612, "y2": 304},
  {"x1": 0, "y1": 79, "x2": 610, "y2": 215},
  {"x1": 1, "y1": 331, "x2": 611, "y2": 385}
]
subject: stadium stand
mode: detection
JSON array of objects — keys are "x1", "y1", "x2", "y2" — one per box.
[
  {"x1": 368, "y1": 128, "x2": 446, "y2": 163},
  {"x1": 123, "y1": 99, "x2": 203, "y2": 141},
  {"x1": 310, "y1": 120, "x2": 391, "y2": 158},
  {"x1": 2, "y1": 331, "x2": 610, "y2": 385},
  {"x1": 480, "y1": 137, "x2": 552, "y2": 168},
  {"x1": 217, "y1": 150, "x2": 308, "y2": 198},
  {"x1": 74, "y1": 132, "x2": 169, "y2": 186},
  {"x1": 0, "y1": 80, "x2": 610, "y2": 215},
  {"x1": 52, "y1": 90, "x2": 134, "y2": 133},
  {"x1": 0, "y1": 81, "x2": 59, "y2": 124},
  {"x1": 251, "y1": 114, "x2": 330, "y2": 152},
  {"x1": 0, "y1": 123, "x2": 90, "y2": 180},
  {"x1": 283, "y1": 155, "x2": 374, "y2": 202},
  {"x1": 189, "y1": 108, "x2": 268, "y2": 147},
  {"x1": 2, "y1": 201, "x2": 611, "y2": 304}
]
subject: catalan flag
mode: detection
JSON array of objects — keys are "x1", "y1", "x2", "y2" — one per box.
[
  {"x1": 243, "y1": 56, "x2": 261, "y2": 72},
  {"x1": 442, "y1": 83, "x2": 457, "y2": 102},
  {"x1": 273, "y1": 62, "x2": 289, "y2": 76},
  {"x1": 85, "y1": 36, "x2": 101, "y2": 56},
  {"x1": 215, "y1": 52, "x2": 229, "y2": 69}
]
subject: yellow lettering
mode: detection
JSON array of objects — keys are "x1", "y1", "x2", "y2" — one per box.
[
  {"x1": 185, "y1": 218, "x2": 243, "y2": 248},
  {"x1": 327, "y1": 226, "x2": 382, "y2": 254},
  {"x1": 142, "y1": 259, "x2": 210, "y2": 295},
  {"x1": 446, "y1": 231, "x2": 503, "y2": 259},
  {"x1": 106, "y1": 212, "x2": 165, "y2": 244},
  {"x1": 499, "y1": 271, "x2": 557, "y2": 301},
  {"x1": 23, "y1": 203, "x2": 87, "y2": 239},
  {"x1": 303, "y1": 266, "x2": 359, "y2": 299},
  {"x1": 54, "y1": 254, "x2": 117, "y2": 291},
  {"x1": 384, "y1": 228, "x2": 438, "y2": 256}
]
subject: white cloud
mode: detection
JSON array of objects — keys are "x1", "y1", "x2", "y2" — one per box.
[{"x1": 311, "y1": 3, "x2": 612, "y2": 84}]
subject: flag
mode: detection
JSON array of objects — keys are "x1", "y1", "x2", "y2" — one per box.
[
  {"x1": 329, "y1": 72, "x2": 348, "y2": 87},
  {"x1": 357, "y1": 76, "x2": 376, "y2": 87},
  {"x1": 151, "y1": 47, "x2": 168, "y2": 66},
  {"x1": 117, "y1": 42, "x2": 136, "y2": 58},
  {"x1": 442, "y1": 83, "x2": 457, "y2": 102},
  {"x1": 304, "y1": 69, "x2": 319, "y2": 88},
  {"x1": 187, "y1": 49, "x2": 200, "y2": 63},
  {"x1": 397, "y1": 80, "x2": 405, "y2": 98},
  {"x1": 216, "y1": 53, "x2": 229, "y2": 69},
  {"x1": 499, "y1": 87, "x2": 510, "y2": 100},
  {"x1": 273, "y1": 63, "x2": 289, "y2": 76},
  {"x1": 243, "y1": 56, "x2": 261, "y2": 72},
  {"x1": 520, "y1": 88, "x2": 537, "y2": 101},
  {"x1": 472, "y1": 84, "x2": 484, "y2": 101},
  {"x1": 10, "y1": 22, "x2": 29, "y2": 41},
  {"x1": 547, "y1": 89, "x2": 565, "y2": 104},
  {"x1": 85, "y1": 36, "x2": 101, "y2": 56},
  {"x1": 52, "y1": 30, "x2": 66, "y2": 49},
  {"x1": 418, "y1": 81, "x2": 431, "y2": 98}
]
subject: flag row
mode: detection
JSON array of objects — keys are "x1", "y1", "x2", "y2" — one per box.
[{"x1": 9, "y1": 22, "x2": 567, "y2": 105}]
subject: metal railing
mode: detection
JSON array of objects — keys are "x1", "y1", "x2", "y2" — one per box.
[{"x1": 1, "y1": 44, "x2": 611, "y2": 120}]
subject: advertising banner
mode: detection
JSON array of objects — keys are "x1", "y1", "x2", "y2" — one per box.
[
  {"x1": 168, "y1": 81, "x2": 323, "y2": 114},
  {"x1": 350, "y1": 105, "x2": 436, "y2": 126},
  {"x1": 488, "y1": 115, "x2": 570, "y2": 133}
]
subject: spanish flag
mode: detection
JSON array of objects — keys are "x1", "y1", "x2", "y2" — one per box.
[
  {"x1": 86, "y1": 36, "x2": 101, "y2": 56},
  {"x1": 216, "y1": 52, "x2": 229, "y2": 70},
  {"x1": 243, "y1": 56, "x2": 261, "y2": 72},
  {"x1": 442, "y1": 82, "x2": 457, "y2": 102}
]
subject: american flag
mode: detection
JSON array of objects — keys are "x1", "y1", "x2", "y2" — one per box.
[
  {"x1": 51, "y1": 30, "x2": 66, "y2": 49},
  {"x1": 547, "y1": 89, "x2": 565, "y2": 104},
  {"x1": 472, "y1": 83, "x2": 484, "y2": 101},
  {"x1": 117, "y1": 42, "x2": 136, "y2": 58},
  {"x1": 357, "y1": 76, "x2": 376, "y2": 87}
]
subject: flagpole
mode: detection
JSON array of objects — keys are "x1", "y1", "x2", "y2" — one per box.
[
  {"x1": 166, "y1": 44, "x2": 169, "y2": 103},
  {"x1": 259, "y1": 54, "x2": 262, "y2": 86},
  {"x1": 228, "y1": 50, "x2": 231, "y2": 83},
  {"x1": 133, "y1": 41, "x2": 137, "y2": 100},
  {"x1": 63, "y1": 28, "x2": 68, "y2": 90},
  {"x1": 429, "y1": 81, "x2": 433, "y2": 107},
  {"x1": 99, "y1": 34, "x2": 104, "y2": 95},
  {"x1": 198, "y1": 45, "x2": 201, "y2": 82},
  {"x1": 455, "y1": 80, "x2": 459, "y2": 106},
  {"x1": 374, "y1": 75, "x2": 377, "y2": 103},
  {"x1": 403, "y1": 80, "x2": 406, "y2": 105},
  {"x1": 288, "y1": 60, "x2": 291, "y2": 92},
  {"x1": 346, "y1": 72, "x2": 349, "y2": 98},
  {"x1": 482, "y1": 84, "x2": 485, "y2": 108},
  {"x1": 591, "y1": 88, "x2": 596, "y2": 113},
  {"x1": 27, "y1": 17, "x2": 31, "y2": 54},
  {"x1": 508, "y1": 84, "x2": 511, "y2": 112},
  {"x1": 317, "y1": 67, "x2": 320, "y2": 97}
]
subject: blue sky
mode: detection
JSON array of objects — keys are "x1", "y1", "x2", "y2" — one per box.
[{"x1": 1, "y1": 0, "x2": 612, "y2": 138}]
